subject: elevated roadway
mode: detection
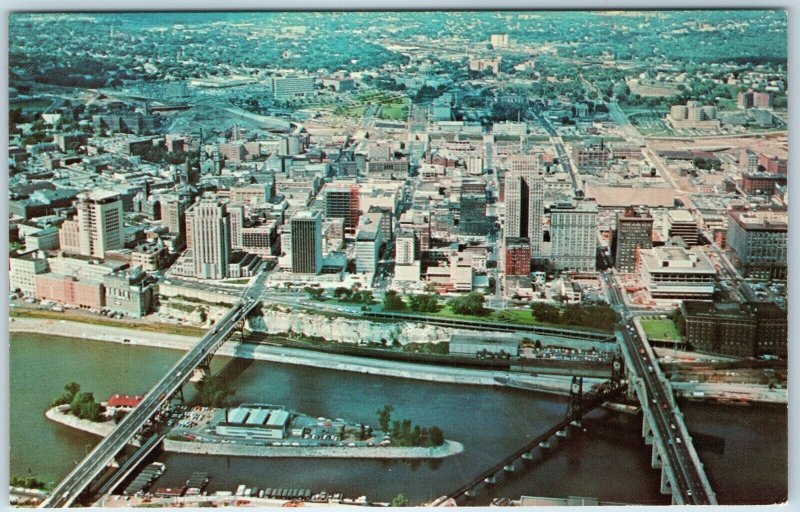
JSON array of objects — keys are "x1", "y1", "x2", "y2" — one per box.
[
  {"x1": 41, "y1": 276, "x2": 266, "y2": 508},
  {"x1": 605, "y1": 271, "x2": 716, "y2": 505}
]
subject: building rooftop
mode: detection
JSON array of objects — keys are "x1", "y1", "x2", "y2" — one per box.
[
  {"x1": 728, "y1": 209, "x2": 788, "y2": 231},
  {"x1": 640, "y1": 246, "x2": 715, "y2": 274}
]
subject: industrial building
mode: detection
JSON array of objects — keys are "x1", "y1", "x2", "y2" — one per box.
[{"x1": 216, "y1": 404, "x2": 292, "y2": 440}]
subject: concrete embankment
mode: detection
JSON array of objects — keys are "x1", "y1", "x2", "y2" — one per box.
[
  {"x1": 163, "y1": 438, "x2": 464, "y2": 459},
  {"x1": 45, "y1": 406, "x2": 463, "y2": 459}
]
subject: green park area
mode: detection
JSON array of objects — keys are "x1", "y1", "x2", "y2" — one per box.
[
  {"x1": 640, "y1": 317, "x2": 682, "y2": 342},
  {"x1": 378, "y1": 102, "x2": 408, "y2": 120}
]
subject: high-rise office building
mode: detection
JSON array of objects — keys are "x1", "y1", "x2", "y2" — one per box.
[
  {"x1": 73, "y1": 190, "x2": 124, "y2": 258},
  {"x1": 614, "y1": 206, "x2": 653, "y2": 272},
  {"x1": 395, "y1": 230, "x2": 416, "y2": 265},
  {"x1": 504, "y1": 154, "x2": 544, "y2": 255},
  {"x1": 667, "y1": 209, "x2": 699, "y2": 246},
  {"x1": 550, "y1": 199, "x2": 598, "y2": 272},
  {"x1": 229, "y1": 205, "x2": 245, "y2": 251},
  {"x1": 188, "y1": 195, "x2": 231, "y2": 279},
  {"x1": 504, "y1": 237, "x2": 531, "y2": 276},
  {"x1": 727, "y1": 209, "x2": 787, "y2": 280},
  {"x1": 290, "y1": 211, "x2": 322, "y2": 274},
  {"x1": 323, "y1": 183, "x2": 360, "y2": 232},
  {"x1": 160, "y1": 193, "x2": 190, "y2": 248}
]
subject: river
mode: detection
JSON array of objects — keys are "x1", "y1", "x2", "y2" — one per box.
[{"x1": 9, "y1": 333, "x2": 787, "y2": 505}]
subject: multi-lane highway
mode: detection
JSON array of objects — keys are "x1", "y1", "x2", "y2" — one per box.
[
  {"x1": 41, "y1": 277, "x2": 266, "y2": 508},
  {"x1": 605, "y1": 271, "x2": 716, "y2": 505}
]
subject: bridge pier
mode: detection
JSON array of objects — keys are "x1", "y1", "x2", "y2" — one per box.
[
  {"x1": 642, "y1": 415, "x2": 654, "y2": 446},
  {"x1": 651, "y1": 443, "x2": 663, "y2": 469},
  {"x1": 538, "y1": 441, "x2": 551, "y2": 449},
  {"x1": 503, "y1": 464, "x2": 515, "y2": 473},
  {"x1": 660, "y1": 467, "x2": 673, "y2": 495},
  {"x1": 484, "y1": 475, "x2": 496, "y2": 485},
  {"x1": 522, "y1": 451, "x2": 535, "y2": 460},
  {"x1": 556, "y1": 429, "x2": 569, "y2": 438},
  {"x1": 570, "y1": 420, "x2": 582, "y2": 428}
]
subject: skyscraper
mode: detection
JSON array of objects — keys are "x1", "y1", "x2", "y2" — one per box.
[
  {"x1": 323, "y1": 183, "x2": 360, "y2": 233},
  {"x1": 74, "y1": 190, "x2": 124, "y2": 258},
  {"x1": 229, "y1": 204, "x2": 245, "y2": 251},
  {"x1": 504, "y1": 154, "x2": 544, "y2": 255},
  {"x1": 188, "y1": 195, "x2": 231, "y2": 279},
  {"x1": 290, "y1": 211, "x2": 322, "y2": 274},
  {"x1": 614, "y1": 206, "x2": 653, "y2": 273},
  {"x1": 550, "y1": 199, "x2": 598, "y2": 272},
  {"x1": 160, "y1": 192, "x2": 190, "y2": 248}
]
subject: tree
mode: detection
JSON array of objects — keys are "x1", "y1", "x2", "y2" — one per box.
[
  {"x1": 52, "y1": 382, "x2": 81, "y2": 407},
  {"x1": 391, "y1": 494, "x2": 408, "y2": 507},
  {"x1": 407, "y1": 293, "x2": 440, "y2": 313},
  {"x1": 376, "y1": 404, "x2": 394, "y2": 433},
  {"x1": 333, "y1": 286, "x2": 352, "y2": 301},
  {"x1": 531, "y1": 303, "x2": 561, "y2": 324},
  {"x1": 383, "y1": 290, "x2": 406, "y2": 311},
  {"x1": 304, "y1": 287, "x2": 324, "y2": 300},
  {"x1": 429, "y1": 426, "x2": 445, "y2": 446},
  {"x1": 448, "y1": 292, "x2": 487, "y2": 316},
  {"x1": 69, "y1": 391, "x2": 103, "y2": 422}
]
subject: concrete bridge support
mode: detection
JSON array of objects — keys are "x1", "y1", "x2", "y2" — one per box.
[
  {"x1": 642, "y1": 414, "x2": 654, "y2": 446},
  {"x1": 522, "y1": 451, "x2": 535, "y2": 460},
  {"x1": 651, "y1": 443, "x2": 663, "y2": 469},
  {"x1": 556, "y1": 429, "x2": 569, "y2": 438},
  {"x1": 503, "y1": 464, "x2": 515, "y2": 473},
  {"x1": 484, "y1": 475, "x2": 496, "y2": 485},
  {"x1": 539, "y1": 441, "x2": 551, "y2": 449},
  {"x1": 660, "y1": 467, "x2": 673, "y2": 495}
]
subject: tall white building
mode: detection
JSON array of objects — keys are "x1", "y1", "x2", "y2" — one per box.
[
  {"x1": 290, "y1": 211, "x2": 323, "y2": 274},
  {"x1": 73, "y1": 190, "x2": 124, "y2": 258},
  {"x1": 189, "y1": 195, "x2": 231, "y2": 279},
  {"x1": 550, "y1": 199, "x2": 598, "y2": 272},
  {"x1": 395, "y1": 230, "x2": 415, "y2": 265},
  {"x1": 354, "y1": 213, "x2": 384, "y2": 274},
  {"x1": 504, "y1": 154, "x2": 545, "y2": 256}
]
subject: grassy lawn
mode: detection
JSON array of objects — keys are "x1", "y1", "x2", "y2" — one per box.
[
  {"x1": 426, "y1": 305, "x2": 538, "y2": 326},
  {"x1": 11, "y1": 308, "x2": 207, "y2": 337},
  {"x1": 640, "y1": 317, "x2": 682, "y2": 341},
  {"x1": 378, "y1": 103, "x2": 408, "y2": 120}
]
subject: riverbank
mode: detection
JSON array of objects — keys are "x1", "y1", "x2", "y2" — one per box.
[
  {"x1": 45, "y1": 405, "x2": 141, "y2": 446},
  {"x1": 163, "y1": 438, "x2": 464, "y2": 459},
  {"x1": 45, "y1": 406, "x2": 463, "y2": 459},
  {"x1": 11, "y1": 316, "x2": 585, "y2": 395},
  {"x1": 12, "y1": 316, "x2": 785, "y2": 404}
]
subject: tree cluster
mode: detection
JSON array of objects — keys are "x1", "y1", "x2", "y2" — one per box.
[
  {"x1": 11, "y1": 476, "x2": 47, "y2": 490},
  {"x1": 70, "y1": 391, "x2": 104, "y2": 422},
  {"x1": 531, "y1": 303, "x2": 619, "y2": 331},
  {"x1": 448, "y1": 292, "x2": 487, "y2": 316},
  {"x1": 408, "y1": 293, "x2": 440, "y2": 313},
  {"x1": 331, "y1": 286, "x2": 373, "y2": 304},
  {"x1": 376, "y1": 403, "x2": 445, "y2": 447}
]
